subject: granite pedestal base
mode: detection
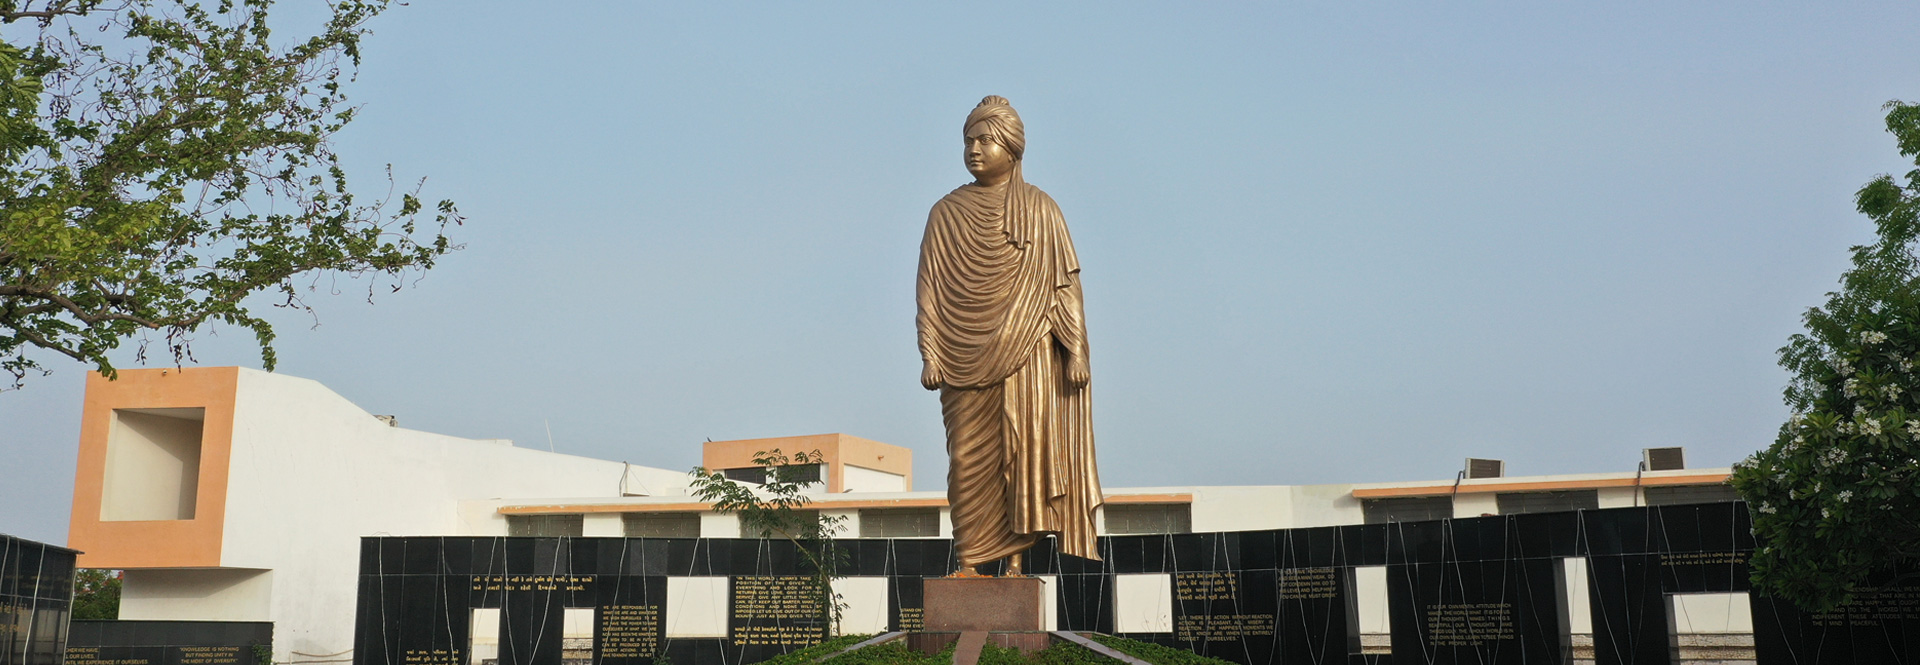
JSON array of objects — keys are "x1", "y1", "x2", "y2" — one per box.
[
  {"x1": 924, "y1": 577, "x2": 1046, "y2": 631},
  {"x1": 920, "y1": 577, "x2": 1050, "y2": 665},
  {"x1": 906, "y1": 632, "x2": 1053, "y2": 656}
]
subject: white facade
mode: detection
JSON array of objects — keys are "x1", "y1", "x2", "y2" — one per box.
[
  {"x1": 220, "y1": 372, "x2": 689, "y2": 662},
  {"x1": 69, "y1": 368, "x2": 694, "y2": 664},
  {"x1": 68, "y1": 367, "x2": 1749, "y2": 662}
]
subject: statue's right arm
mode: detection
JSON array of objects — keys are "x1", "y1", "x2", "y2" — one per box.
[
  {"x1": 917, "y1": 285, "x2": 944, "y2": 390},
  {"x1": 917, "y1": 208, "x2": 944, "y2": 391}
]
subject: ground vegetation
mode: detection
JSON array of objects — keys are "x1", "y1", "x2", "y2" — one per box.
[{"x1": 69, "y1": 567, "x2": 118, "y2": 619}]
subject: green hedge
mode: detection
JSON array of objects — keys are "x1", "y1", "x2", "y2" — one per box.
[
  {"x1": 747, "y1": 635, "x2": 879, "y2": 665},
  {"x1": 1088, "y1": 635, "x2": 1236, "y2": 665}
]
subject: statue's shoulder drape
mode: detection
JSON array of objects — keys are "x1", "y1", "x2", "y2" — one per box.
[{"x1": 917, "y1": 182, "x2": 1083, "y2": 389}]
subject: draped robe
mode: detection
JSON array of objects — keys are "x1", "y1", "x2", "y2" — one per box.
[{"x1": 916, "y1": 172, "x2": 1103, "y2": 566}]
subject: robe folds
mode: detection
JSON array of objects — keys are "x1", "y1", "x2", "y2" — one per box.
[{"x1": 916, "y1": 174, "x2": 1103, "y2": 566}]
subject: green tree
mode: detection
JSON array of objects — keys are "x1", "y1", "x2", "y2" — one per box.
[
  {"x1": 688, "y1": 449, "x2": 849, "y2": 638},
  {"x1": 0, "y1": 0, "x2": 459, "y2": 388},
  {"x1": 70, "y1": 568, "x2": 119, "y2": 620},
  {"x1": 1732, "y1": 100, "x2": 1920, "y2": 610}
]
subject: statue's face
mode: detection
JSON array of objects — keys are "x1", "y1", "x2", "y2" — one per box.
[{"x1": 964, "y1": 121, "x2": 1017, "y2": 184}]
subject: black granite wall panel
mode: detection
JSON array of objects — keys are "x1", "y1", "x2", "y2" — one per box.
[
  {"x1": 348, "y1": 503, "x2": 1912, "y2": 665},
  {"x1": 66, "y1": 621, "x2": 270, "y2": 665},
  {"x1": 1, "y1": 535, "x2": 76, "y2": 665},
  {"x1": 1751, "y1": 565, "x2": 1920, "y2": 664}
]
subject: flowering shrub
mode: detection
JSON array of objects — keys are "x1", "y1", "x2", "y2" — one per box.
[{"x1": 1732, "y1": 100, "x2": 1920, "y2": 610}]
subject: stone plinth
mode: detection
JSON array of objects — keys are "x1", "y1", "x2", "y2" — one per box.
[{"x1": 924, "y1": 577, "x2": 1046, "y2": 631}]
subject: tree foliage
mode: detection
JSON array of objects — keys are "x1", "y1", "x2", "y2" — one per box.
[
  {"x1": 70, "y1": 568, "x2": 119, "y2": 620},
  {"x1": 688, "y1": 449, "x2": 848, "y2": 636},
  {"x1": 1732, "y1": 100, "x2": 1920, "y2": 610},
  {"x1": 0, "y1": 0, "x2": 459, "y2": 388}
]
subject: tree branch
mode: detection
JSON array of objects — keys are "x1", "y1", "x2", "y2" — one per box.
[
  {"x1": 0, "y1": 284, "x2": 165, "y2": 328},
  {"x1": 7, "y1": 325, "x2": 87, "y2": 363},
  {"x1": 1, "y1": 0, "x2": 118, "y2": 24},
  {"x1": 2, "y1": 9, "x2": 80, "y2": 22}
]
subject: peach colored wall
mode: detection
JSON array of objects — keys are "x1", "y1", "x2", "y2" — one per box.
[
  {"x1": 701, "y1": 433, "x2": 912, "y2": 492},
  {"x1": 69, "y1": 367, "x2": 237, "y2": 569},
  {"x1": 825, "y1": 434, "x2": 913, "y2": 492}
]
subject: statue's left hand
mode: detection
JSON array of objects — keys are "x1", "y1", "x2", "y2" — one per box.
[
  {"x1": 921, "y1": 356, "x2": 945, "y2": 391},
  {"x1": 1066, "y1": 352, "x2": 1090, "y2": 388}
]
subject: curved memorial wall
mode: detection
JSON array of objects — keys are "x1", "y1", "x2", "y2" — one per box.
[{"x1": 350, "y1": 503, "x2": 1913, "y2": 665}]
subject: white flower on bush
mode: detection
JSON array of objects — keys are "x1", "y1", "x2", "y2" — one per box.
[
  {"x1": 1863, "y1": 330, "x2": 1889, "y2": 345},
  {"x1": 1863, "y1": 419, "x2": 1883, "y2": 437},
  {"x1": 1822, "y1": 507, "x2": 1832, "y2": 519},
  {"x1": 1759, "y1": 503, "x2": 1778, "y2": 514},
  {"x1": 1888, "y1": 384, "x2": 1905, "y2": 398},
  {"x1": 1845, "y1": 378, "x2": 1862, "y2": 397},
  {"x1": 1907, "y1": 420, "x2": 1920, "y2": 438},
  {"x1": 1837, "y1": 490, "x2": 1854, "y2": 503},
  {"x1": 1820, "y1": 448, "x2": 1850, "y2": 467}
]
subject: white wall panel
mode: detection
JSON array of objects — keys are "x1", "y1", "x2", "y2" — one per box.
[
  {"x1": 1354, "y1": 566, "x2": 1388, "y2": 634},
  {"x1": 1114, "y1": 574, "x2": 1172, "y2": 634},
  {"x1": 665, "y1": 577, "x2": 729, "y2": 638},
  {"x1": 831, "y1": 577, "x2": 889, "y2": 635},
  {"x1": 1670, "y1": 592, "x2": 1753, "y2": 633}
]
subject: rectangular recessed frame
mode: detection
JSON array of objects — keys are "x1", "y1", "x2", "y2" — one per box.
[{"x1": 101, "y1": 408, "x2": 205, "y2": 521}]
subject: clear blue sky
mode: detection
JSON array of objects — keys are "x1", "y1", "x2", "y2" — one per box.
[{"x1": 4, "y1": 3, "x2": 1918, "y2": 544}]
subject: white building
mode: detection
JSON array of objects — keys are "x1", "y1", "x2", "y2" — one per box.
[
  {"x1": 66, "y1": 367, "x2": 690, "y2": 664},
  {"x1": 65, "y1": 367, "x2": 1748, "y2": 663}
]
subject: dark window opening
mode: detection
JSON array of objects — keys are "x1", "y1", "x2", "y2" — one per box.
[
  {"x1": 1104, "y1": 504, "x2": 1192, "y2": 535},
  {"x1": 721, "y1": 464, "x2": 821, "y2": 485},
  {"x1": 740, "y1": 510, "x2": 821, "y2": 538},
  {"x1": 860, "y1": 508, "x2": 939, "y2": 537},
  {"x1": 1362, "y1": 496, "x2": 1454, "y2": 524},
  {"x1": 623, "y1": 513, "x2": 700, "y2": 538},
  {"x1": 1495, "y1": 490, "x2": 1598, "y2": 515},
  {"x1": 507, "y1": 514, "x2": 583, "y2": 537},
  {"x1": 1644, "y1": 484, "x2": 1740, "y2": 506}
]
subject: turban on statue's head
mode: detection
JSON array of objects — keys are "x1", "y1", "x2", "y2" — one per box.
[{"x1": 965, "y1": 95, "x2": 1025, "y2": 160}]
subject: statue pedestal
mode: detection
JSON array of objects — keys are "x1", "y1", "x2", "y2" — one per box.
[{"x1": 923, "y1": 577, "x2": 1046, "y2": 631}]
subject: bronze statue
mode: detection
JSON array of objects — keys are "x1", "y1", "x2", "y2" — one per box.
[{"x1": 917, "y1": 96, "x2": 1103, "y2": 575}]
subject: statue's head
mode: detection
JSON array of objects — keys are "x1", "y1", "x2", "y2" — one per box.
[{"x1": 964, "y1": 96, "x2": 1024, "y2": 185}]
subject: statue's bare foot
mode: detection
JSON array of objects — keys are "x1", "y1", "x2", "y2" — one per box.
[
  {"x1": 951, "y1": 565, "x2": 984, "y2": 578},
  {"x1": 1004, "y1": 556, "x2": 1023, "y2": 576}
]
